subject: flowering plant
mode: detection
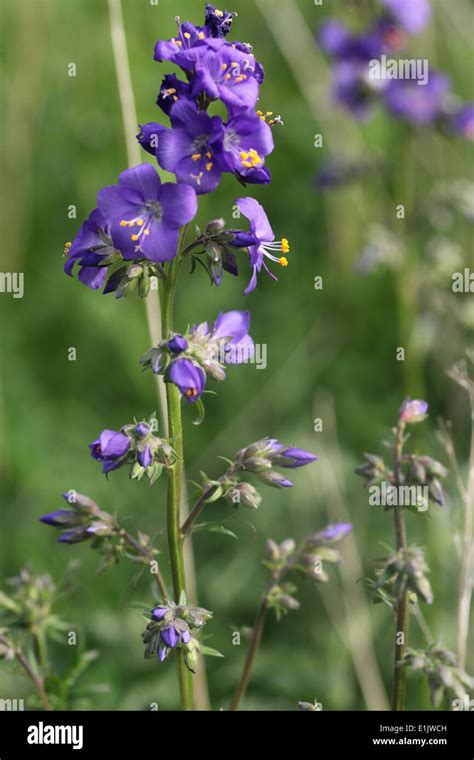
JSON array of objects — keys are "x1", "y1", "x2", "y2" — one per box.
[{"x1": 37, "y1": 4, "x2": 351, "y2": 711}]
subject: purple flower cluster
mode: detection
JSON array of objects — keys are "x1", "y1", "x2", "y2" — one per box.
[
  {"x1": 64, "y1": 4, "x2": 289, "y2": 298},
  {"x1": 142, "y1": 601, "x2": 212, "y2": 672},
  {"x1": 89, "y1": 418, "x2": 176, "y2": 480},
  {"x1": 138, "y1": 9, "x2": 277, "y2": 194},
  {"x1": 39, "y1": 491, "x2": 114, "y2": 545},
  {"x1": 318, "y1": 1, "x2": 472, "y2": 135},
  {"x1": 140, "y1": 310, "x2": 254, "y2": 403},
  {"x1": 235, "y1": 437, "x2": 318, "y2": 490}
]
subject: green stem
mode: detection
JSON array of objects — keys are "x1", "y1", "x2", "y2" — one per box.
[
  {"x1": 229, "y1": 594, "x2": 269, "y2": 711},
  {"x1": 32, "y1": 626, "x2": 49, "y2": 674},
  {"x1": 161, "y1": 228, "x2": 193, "y2": 711},
  {"x1": 391, "y1": 421, "x2": 409, "y2": 711}
]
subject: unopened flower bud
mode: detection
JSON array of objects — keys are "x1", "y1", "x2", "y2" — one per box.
[
  {"x1": 227, "y1": 482, "x2": 261, "y2": 509},
  {"x1": 399, "y1": 398, "x2": 428, "y2": 424},
  {"x1": 205, "y1": 218, "x2": 226, "y2": 235},
  {"x1": 257, "y1": 470, "x2": 294, "y2": 488}
]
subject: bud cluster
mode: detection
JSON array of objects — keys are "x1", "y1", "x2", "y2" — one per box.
[
  {"x1": 404, "y1": 455, "x2": 448, "y2": 507},
  {"x1": 262, "y1": 524, "x2": 352, "y2": 618},
  {"x1": 142, "y1": 598, "x2": 213, "y2": 674},
  {"x1": 401, "y1": 644, "x2": 474, "y2": 708},
  {"x1": 376, "y1": 545, "x2": 433, "y2": 605}
]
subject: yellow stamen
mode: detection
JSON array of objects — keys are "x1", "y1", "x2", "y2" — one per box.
[
  {"x1": 144, "y1": 229, "x2": 150, "y2": 236},
  {"x1": 131, "y1": 234, "x2": 139, "y2": 241},
  {"x1": 191, "y1": 153, "x2": 201, "y2": 161},
  {"x1": 198, "y1": 32, "x2": 205, "y2": 40},
  {"x1": 120, "y1": 220, "x2": 127, "y2": 227},
  {"x1": 239, "y1": 148, "x2": 262, "y2": 168},
  {"x1": 136, "y1": 219, "x2": 144, "y2": 226},
  {"x1": 206, "y1": 162, "x2": 213, "y2": 171},
  {"x1": 221, "y1": 63, "x2": 227, "y2": 71},
  {"x1": 281, "y1": 238, "x2": 290, "y2": 254},
  {"x1": 184, "y1": 32, "x2": 191, "y2": 39},
  {"x1": 225, "y1": 74, "x2": 231, "y2": 80},
  {"x1": 279, "y1": 257, "x2": 288, "y2": 267}
]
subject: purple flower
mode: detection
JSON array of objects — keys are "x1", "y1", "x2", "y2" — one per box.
[
  {"x1": 331, "y1": 61, "x2": 375, "y2": 119},
  {"x1": 451, "y1": 103, "x2": 474, "y2": 141},
  {"x1": 136, "y1": 122, "x2": 166, "y2": 156},
  {"x1": 382, "y1": 72, "x2": 449, "y2": 124},
  {"x1": 399, "y1": 399, "x2": 428, "y2": 424},
  {"x1": 168, "y1": 334, "x2": 188, "y2": 353},
  {"x1": 208, "y1": 309, "x2": 254, "y2": 364},
  {"x1": 318, "y1": 20, "x2": 382, "y2": 62},
  {"x1": 89, "y1": 429, "x2": 131, "y2": 473},
  {"x1": 64, "y1": 209, "x2": 112, "y2": 289},
  {"x1": 308, "y1": 523, "x2": 353, "y2": 546},
  {"x1": 192, "y1": 45, "x2": 260, "y2": 110},
  {"x1": 168, "y1": 359, "x2": 206, "y2": 403},
  {"x1": 154, "y1": 21, "x2": 212, "y2": 71},
  {"x1": 98, "y1": 164, "x2": 197, "y2": 262},
  {"x1": 58, "y1": 528, "x2": 92, "y2": 545},
  {"x1": 156, "y1": 74, "x2": 192, "y2": 116},
  {"x1": 135, "y1": 423, "x2": 150, "y2": 437},
  {"x1": 276, "y1": 448, "x2": 318, "y2": 468},
  {"x1": 380, "y1": 0, "x2": 432, "y2": 35},
  {"x1": 138, "y1": 445, "x2": 152, "y2": 469},
  {"x1": 160, "y1": 625, "x2": 179, "y2": 648},
  {"x1": 205, "y1": 4, "x2": 237, "y2": 38},
  {"x1": 39, "y1": 510, "x2": 83, "y2": 527},
  {"x1": 218, "y1": 109, "x2": 274, "y2": 183},
  {"x1": 152, "y1": 606, "x2": 169, "y2": 621},
  {"x1": 156, "y1": 101, "x2": 224, "y2": 194},
  {"x1": 232, "y1": 197, "x2": 290, "y2": 294}
]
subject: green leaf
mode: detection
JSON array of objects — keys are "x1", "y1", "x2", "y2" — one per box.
[
  {"x1": 200, "y1": 645, "x2": 224, "y2": 658},
  {"x1": 192, "y1": 522, "x2": 238, "y2": 539},
  {"x1": 192, "y1": 397, "x2": 206, "y2": 426}
]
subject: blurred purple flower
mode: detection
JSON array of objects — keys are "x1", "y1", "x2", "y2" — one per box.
[
  {"x1": 399, "y1": 398, "x2": 428, "y2": 424},
  {"x1": 380, "y1": 0, "x2": 432, "y2": 35},
  {"x1": 382, "y1": 72, "x2": 449, "y2": 124}
]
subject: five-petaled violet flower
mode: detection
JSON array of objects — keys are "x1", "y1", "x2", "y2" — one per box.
[
  {"x1": 156, "y1": 101, "x2": 225, "y2": 194},
  {"x1": 192, "y1": 45, "x2": 261, "y2": 110},
  {"x1": 219, "y1": 108, "x2": 274, "y2": 183},
  {"x1": 98, "y1": 164, "x2": 197, "y2": 262},
  {"x1": 89, "y1": 429, "x2": 131, "y2": 473},
  {"x1": 231, "y1": 197, "x2": 290, "y2": 294},
  {"x1": 399, "y1": 398, "x2": 428, "y2": 424}
]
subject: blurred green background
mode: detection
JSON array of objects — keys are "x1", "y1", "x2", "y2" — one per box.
[{"x1": 0, "y1": 0, "x2": 473, "y2": 710}]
